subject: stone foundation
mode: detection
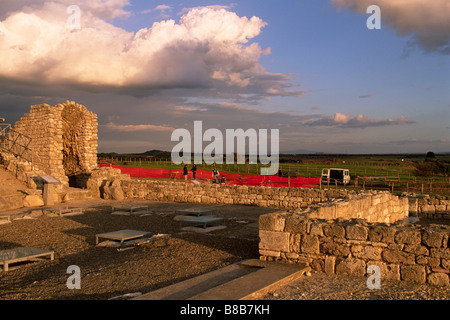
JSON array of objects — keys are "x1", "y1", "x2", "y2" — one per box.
[
  {"x1": 259, "y1": 207, "x2": 450, "y2": 287},
  {"x1": 407, "y1": 194, "x2": 450, "y2": 219}
]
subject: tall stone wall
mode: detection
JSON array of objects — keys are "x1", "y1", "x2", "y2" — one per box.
[{"x1": 10, "y1": 101, "x2": 98, "y2": 186}]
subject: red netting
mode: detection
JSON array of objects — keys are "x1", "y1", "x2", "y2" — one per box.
[{"x1": 99, "y1": 162, "x2": 319, "y2": 188}]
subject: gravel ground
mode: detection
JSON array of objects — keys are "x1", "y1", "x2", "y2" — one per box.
[
  {"x1": 0, "y1": 199, "x2": 449, "y2": 301},
  {"x1": 262, "y1": 271, "x2": 450, "y2": 300},
  {"x1": 0, "y1": 200, "x2": 267, "y2": 300}
]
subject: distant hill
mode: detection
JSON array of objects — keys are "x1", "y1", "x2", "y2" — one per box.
[{"x1": 143, "y1": 150, "x2": 171, "y2": 156}]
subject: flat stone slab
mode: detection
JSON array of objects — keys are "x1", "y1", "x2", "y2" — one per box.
[
  {"x1": 95, "y1": 229, "x2": 153, "y2": 245},
  {"x1": 134, "y1": 259, "x2": 310, "y2": 300},
  {"x1": 44, "y1": 207, "x2": 84, "y2": 217},
  {"x1": 175, "y1": 208, "x2": 214, "y2": 216},
  {"x1": 179, "y1": 216, "x2": 225, "y2": 229},
  {"x1": 180, "y1": 225, "x2": 227, "y2": 233},
  {"x1": 38, "y1": 175, "x2": 61, "y2": 184},
  {"x1": 0, "y1": 247, "x2": 54, "y2": 272},
  {"x1": 111, "y1": 205, "x2": 151, "y2": 216},
  {"x1": 0, "y1": 215, "x2": 11, "y2": 225}
]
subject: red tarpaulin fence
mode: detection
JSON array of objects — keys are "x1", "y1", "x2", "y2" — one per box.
[{"x1": 99, "y1": 162, "x2": 320, "y2": 188}]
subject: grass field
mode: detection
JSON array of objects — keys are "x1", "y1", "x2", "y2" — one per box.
[{"x1": 98, "y1": 153, "x2": 450, "y2": 195}]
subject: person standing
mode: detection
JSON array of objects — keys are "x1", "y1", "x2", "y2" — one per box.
[
  {"x1": 183, "y1": 165, "x2": 188, "y2": 181},
  {"x1": 191, "y1": 164, "x2": 197, "y2": 179},
  {"x1": 213, "y1": 168, "x2": 220, "y2": 183}
]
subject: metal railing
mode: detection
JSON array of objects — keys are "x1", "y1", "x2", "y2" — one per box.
[{"x1": 0, "y1": 123, "x2": 33, "y2": 163}]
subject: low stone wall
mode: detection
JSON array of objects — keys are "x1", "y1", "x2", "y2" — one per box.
[
  {"x1": 302, "y1": 192, "x2": 408, "y2": 224},
  {"x1": 407, "y1": 194, "x2": 450, "y2": 219},
  {"x1": 114, "y1": 179, "x2": 406, "y2": 222},
  {"x1": 118, "y1": 179, "x2": 352, "y2": 208},
  {"x1": 259, "y1": 210, "x2": 450, "y2": 287}
]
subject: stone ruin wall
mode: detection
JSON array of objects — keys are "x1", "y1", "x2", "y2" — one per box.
[
  {"x1": 114, "y1": 178, "x2": 373, "y2": 211},
  {"x1": 97, "y1": 177, "x2": 450, "y2": 219},
  {"x1": 259, "y1": 207, "x2": 450, "y2": 287},
  {"x1": 6, "y1": 101, "x2": 98, "y2": 187}
]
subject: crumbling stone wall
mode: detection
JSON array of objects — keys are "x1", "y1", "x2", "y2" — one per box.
[
  {"x1": 259, "y1": 209, "x2": 450, "y2": 287},
  {"x1": 10, "y1": 101, "x2": 98, "y2": 186},
  {"x1": 407, "y1": 194, "x2": 450, "y2": 219}
]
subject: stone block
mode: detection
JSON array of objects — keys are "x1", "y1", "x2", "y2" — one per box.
[
  {"x1": 400, "y1": 265, "x2": 426, "y2": 284},
  {"x1": 422, "y1": 230, "x2": 446, "y2": 248},
  {"x1": 427, "y1": 273, "x2": 449, "y2": 287},
  {"x1": 442, "y1": 259, "x2": 450, "y2": 270},
  {"x1": 436, "y1": 205, "x2": 447, "y2": 214},
  {"x1": 310, "y1": 259, "x2": 324, "y2": 272},
  {"x1": 351, "y1": 245, "x2": 383, "y2": 260},
  {"x1": 309, "y1": 221, "x2": 324, "y2": 236},
  {"x1": 259, "y1": 213, "x2": 285, "y2": 232},
  {"x1": 289, "y1": 234, "x2": 301, "y2": 252},
  {"x1": 372, "y1": 195, "x2": 382, "y2": 206},
  {"x1": 301, "y1": 234, "x2": 320, "y2": 254},
  {"x1": 335, "y1": 258, "x2": 366, "y2": 277},
  {"x1": 324, "y1": 255, "x2": 336, "y2": 274},
  {"x1": 320, "y1": 241, "x2": 350, "y2": 257},
  {"x1": 259, "y1": 230, "x2": 290, "y2": 252},
  {"x1": 403, "y1": 244, "x2": 429, "y2": 256},
  {"x1": 394, "y1": 229, "x2": 421, "y2": 245},
  {"x1": 415, "y1": 255, "x2": 440, "y2": 268},
  {"x1": 367, "y1": 261, "x2": 400, "y2": 281},
  {"x1": 430, "y1": 248, "x2": 450, "y2": 260},
  {"x1": 42, "y1": 183, "x2": 58, "y2": 206},
  {"x1": 284, "y1": 215, "x2": 309, "y2": 234},
  {"x1": 259, "y1": 249, "x2": 281, "y2": 258},
  {"x1": 368, "y1": 225, "x2": 396, "y2": 244},
  {"x1": 346, "y1": 224, "x2": 368, "y2": 241},
  {"x1": 323, "y1": 224, "x2": 345, "y2": 238},
  {"x1": 421, "y1": 204, "x2": 435, "y2": 215},
  {"x1": 23, "y1": 195, "x2": 44, "y2": 207},
  {"x1": 382, "y1": 249, "x2": 415, "y2": 265},
  {"x1": 315, "y1": 205, "x2": 335, "y2": 219}
]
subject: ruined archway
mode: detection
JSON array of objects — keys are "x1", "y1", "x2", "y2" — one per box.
[
  {"x1": 10, "y1": 101, "x2": 98, "y2": 188},
  {"x1": 62, "y1": 104, "x2": 87, "y2": 187}
]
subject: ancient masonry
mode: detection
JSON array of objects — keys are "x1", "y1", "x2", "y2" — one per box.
[
  {"x1": 2, "y1": 101, "x2": 98, "y2": 187},
  {"x1": 259, "y1": 204, "x2": 450, "y2": 287}
]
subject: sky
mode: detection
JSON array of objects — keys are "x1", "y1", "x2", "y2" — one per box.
[{"x1": 0, "y1": 0, "x2": 449, "y2": 154}]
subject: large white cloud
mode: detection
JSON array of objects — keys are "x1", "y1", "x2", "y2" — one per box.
[
  {"x1": 333, "y1": 0, "x2": 450, "y2": 54},
  {"x1": 0, "y1": 1, "x2": 303, "y2": 98}
]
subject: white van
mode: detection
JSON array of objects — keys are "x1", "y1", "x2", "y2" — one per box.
[{"x1": 321, "y1": 168, "x2": 351, "y2": 185}]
